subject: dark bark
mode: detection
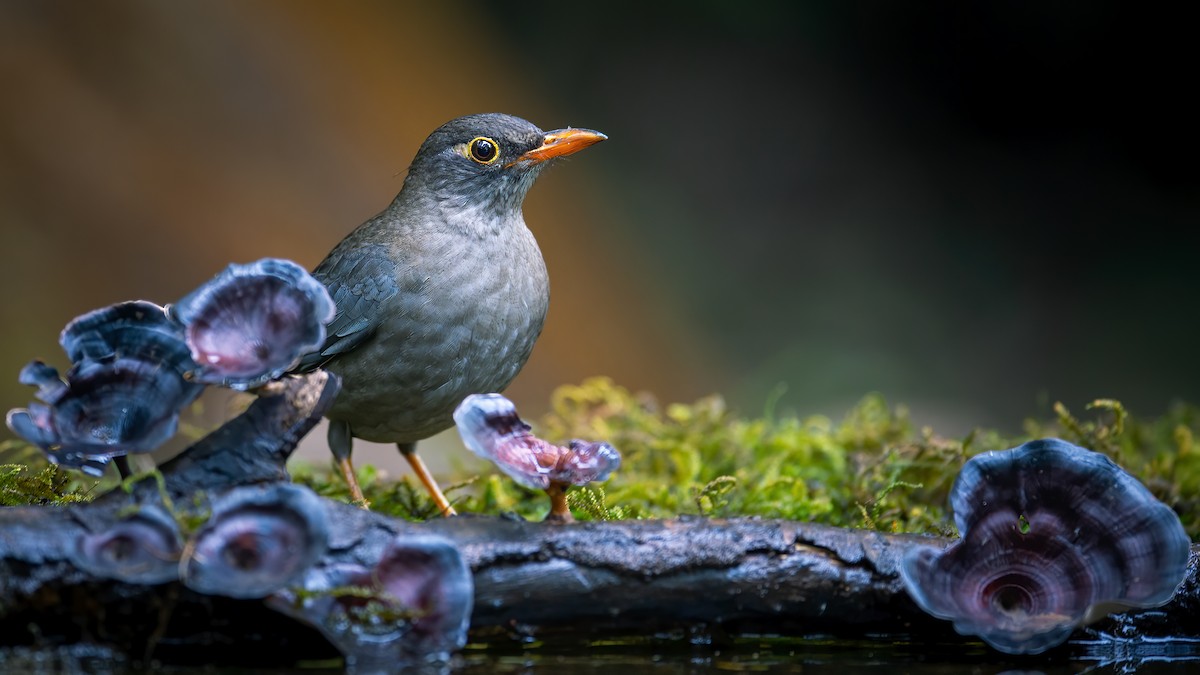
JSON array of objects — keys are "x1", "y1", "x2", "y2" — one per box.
[{"x1": 1, "y1": 369, "x2": 1198, "y2": 667}]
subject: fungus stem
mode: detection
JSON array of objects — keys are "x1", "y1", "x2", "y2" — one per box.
[{"x1": 545, "y1": 482, "x2": 573, "y2": 523}]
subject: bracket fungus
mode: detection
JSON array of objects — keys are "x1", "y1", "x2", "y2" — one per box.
[
  {"x1": 57, "y1": 300, "x2": 191, "y2": 366},
  {"x1": 168, "y1": 258, "x2": 335, "y2": 390},
  {"x1": 6, "y1": 301, "x2": 203, "y2": 475},
  {"x1": 71, "y1": 505, "x2": 183, "y2": 585},
  {"x1": 180, "y1": 484, "x2": 330, "y2": 599},
  {"x1": 454, "y1": 393, "x2": 620, "y2": 522},
  {"x1": 901, "y1": 438, "x2": 1191, "y2": 655},
  {"x1": 267, "y1": 535, "x2": 473, "y2": 672},
  {"x1": 6, "y1": 259, "x2": 336, "y2": 473}
]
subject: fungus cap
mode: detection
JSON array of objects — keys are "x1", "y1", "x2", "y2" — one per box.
[
  {"x1": 901, "y1": 438, "x2": 1191, "y2": 654},
  {"x1": 453, "y1": 393, "x2": 620, "y2": 490},
  {"x1": 267, "y1": 535, "x2": 473, "y2": 668},
  {"x1": 71, "y1": 505, "x2": 183, "y2": 584},
  {"x1": 168, "y1": 258, "x2": 335, "y2": 390},
  {"x1": 180, "y1": 484, "x2": 330, "y2": 599}
]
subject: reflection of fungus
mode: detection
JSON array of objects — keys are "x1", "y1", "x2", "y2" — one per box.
[
  {"x1": 168, "y1": 258, "x2": 335, "y2": 390},
  {"x1": 901, "y1": 438, "x2": 1191, "y2": 655},
  {"x1": 6, "y1": 301, "x2": 203, "y2": 475},
  {"x1": 454, "y1": 393, "x2": 620, "y2": 522},
  {"x1": 267, "y1": 535, "x2": 473, "y2": 671},
  {"x1": 180, "y1": 484, "x2": 329, "y2": 599},
  {"x1": 71, "y1": 506, "x2": 182, "y2": 584}
]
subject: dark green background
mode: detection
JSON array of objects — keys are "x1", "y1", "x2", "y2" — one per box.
[{"x1": 1, "y1": 1, "x2": 1195, "y2": 443}]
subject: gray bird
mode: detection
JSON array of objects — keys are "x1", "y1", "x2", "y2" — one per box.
[{"x1": 296, "y1": 113, "x2": 606, "y2": 515}]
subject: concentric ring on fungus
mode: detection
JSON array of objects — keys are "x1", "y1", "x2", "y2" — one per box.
[{"x1": 900, "y1": 438, "x2": 1190, "y2": 654}]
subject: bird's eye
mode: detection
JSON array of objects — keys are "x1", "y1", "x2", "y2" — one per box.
[{"x1": 468, "y1": 137, "x2": 500, "y2": 164}]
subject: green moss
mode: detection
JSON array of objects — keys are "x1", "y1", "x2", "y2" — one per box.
[
  {"x1": 519, "y1": 377, "x2": 960, "y2": 532},
  {"x1": 569, "y1": 485, "x2": 636, "y2": 521},
  {"x1": 0, "y1": 440, "x2": 99, "y2": 506},
  {"x1": 9, "y1": 378, "x2": 1199, "y2": 541},
  {"x1": 0, "y1": 463, "x2": 96, "y2": 507},
  {"x1": 298, "y1": 378, "x2": 1200, "y2": 539}
]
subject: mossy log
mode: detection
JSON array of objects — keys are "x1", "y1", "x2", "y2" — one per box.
[{"x1": 1, "y1": 371, "x2": 1198, "y2": 667}]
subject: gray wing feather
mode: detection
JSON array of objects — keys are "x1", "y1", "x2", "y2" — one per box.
[{"x1": 293, "y1": 243, "x2": 398, "y2": 373}]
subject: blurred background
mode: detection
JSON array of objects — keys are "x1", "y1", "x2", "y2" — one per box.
[{"x1": 1, "y1": 1, "x2": 1196, "y2": 476}]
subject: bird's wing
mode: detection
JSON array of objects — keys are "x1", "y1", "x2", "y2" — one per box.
[{"x1": 293, "y1": 243, "x2": 399, "y2": 373}]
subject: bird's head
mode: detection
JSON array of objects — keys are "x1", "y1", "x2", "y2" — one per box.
[{"x1": 401, "y1": 113, "x2": 606, "y2": 221}]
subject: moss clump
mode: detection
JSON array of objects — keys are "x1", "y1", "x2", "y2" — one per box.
[
  {"x1": 0, "y1": 463, "x2": 95, "y2": 507},
  {"x1": 500, "y1": 377, "x2": 966, "y2": 532},
  {"x1": 0, "y1": 438, "x2": 108, "y2": 506},
  {"x1": 300, "y1": 377, "x2": 1200, "y2": 539},
  {"x1": 10, "y1": 378, "x2": 1199, "y2": 540},
  {"x1": 539, "y1": 378, "x2": 1196, "y2": 536}
]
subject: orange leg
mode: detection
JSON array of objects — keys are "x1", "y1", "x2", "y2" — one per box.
[
  {"x1": 399, "y1": 442, "x2": 457, "y2": 517},
  {"x1": 329, "y1": 419, "x2": 369, "y2": 508},
  {"x1": 336, "y1": 456, "x2": 368, "y2": 507}
]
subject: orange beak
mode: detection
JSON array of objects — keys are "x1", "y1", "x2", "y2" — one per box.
[{"x1": 511, "y1": 128, "x2": 607, "y2": 166}]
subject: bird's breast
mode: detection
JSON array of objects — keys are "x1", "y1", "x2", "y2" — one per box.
[{"x1": 325, "y1": 222, "x2": 549, "y2": 443}]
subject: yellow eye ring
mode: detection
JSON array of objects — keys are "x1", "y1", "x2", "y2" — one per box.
[{"x1": 467, "y1": 137, "x2": 500, "y2": 164}]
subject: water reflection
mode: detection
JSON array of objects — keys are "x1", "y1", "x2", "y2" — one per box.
[
  {"x1": 3, "y1": 636, "x2": 1199, "y2": 673},
  {"x1": 452, "y1": 636, "x2": 1200, "y2": 675}
]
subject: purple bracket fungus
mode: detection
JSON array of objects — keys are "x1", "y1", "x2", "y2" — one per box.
[
  {"x1": 267, "y1": 535, "x2": 473, "y2": 672},
  {"x1": 58, "y1": 300, "x2": 190, "y2": 366},
  {"x1": 179, "y1": 484, "x2": 329, "y2": 599},
  {"x1": 167, "y1": 258, "x2": 335, "y2": 390},
  {"x1": 901, "y1": 438, "x2": 1191, "y2": 655},
  {"x1": 70, "y1": 505, "x2": 183, "y2": 584},
  {"x1": 453, "y1": 393, "x2": 620, "y2": 522},
  {"x1": 6, "y1": 301, "x2": 204, "y2": 475}
]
